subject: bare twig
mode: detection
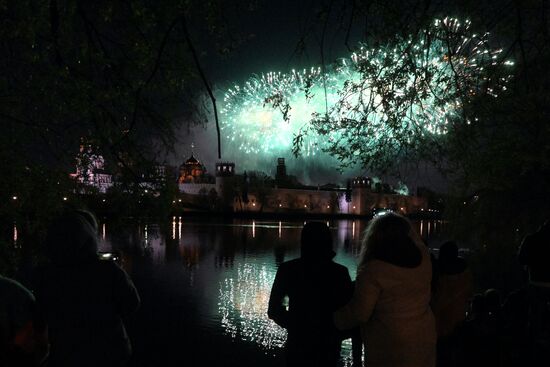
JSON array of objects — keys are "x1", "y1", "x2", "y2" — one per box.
[
  {"x1": 344, "y1": 0, "x2": 356, "y2": 52},
  {"x1": 319, "y1": 0, "x2": 335, "y2": 118},
  {"x1": 181, "y1": 15, "x2": 222, "y2": 159}
]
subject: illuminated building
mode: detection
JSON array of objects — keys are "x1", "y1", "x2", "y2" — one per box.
[
  {"x1": 178, "y1": 154, "x2": 207, "y2": 183},
  {"x1": 175, "y1": 157, "x2": 427, "y2": 215},
  {"x1": 275, "y1": 158, "x2": 288, "y2": 187},
  {"x1": 216, "y1": 162, "x2": 235, "y2": 177},
  {"x1": 351, "y1": 177, "x2": 372, "y2": 189},
  {"x1": 70, "y1": 138, "x2": 113, "y2": 193}
]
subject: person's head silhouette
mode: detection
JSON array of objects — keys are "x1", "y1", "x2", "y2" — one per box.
[
  {"x1": 300, "y1": 222, "x2": 335, "y2": 262},
  {"x1": 45, "y1": 209, "x2": 99, "y2": 266},
  {"x1": 438, "y1": 240, "x2": 467, "y2": 274},
  {"x1": 360, "y1": 212, "x2": 422, "y2": 268},
  {"x1": 439, "y1": 241, "x2": 459, "y2": 263}
]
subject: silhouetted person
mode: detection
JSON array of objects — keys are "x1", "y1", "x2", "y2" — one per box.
[
  {"x1": 469, "y1": 293, "x2": 486, "y2": 319},
  {"x1": 519, "y1": 220, "x2": 550, "y2": 285},
  {"x1": 462, "y1": 294, "x2": 486, "y2": 366},
  {"x1": 518, "y1": 220, "x2": 550, "y2": 364},
  {"x1": 268, "y1": 222, "x2": 352, "y2": 367},
  {"x1": 334, "y1": 213, "x2": 436, "y2": 367},
  {"x1": 0, "y1": 275, "x2": 48, "y2": 367},
  {"x1": 462, "y1": 289, "x2": 503, "y2": 367},
  {"x1": 431, "y1": 241, "x2": 472, "y2": 366},
  {"x1": 484, "y1": 289, "x2": 503, "y2": 366},
  {"x1": 501, "y1": 288, "x2": 530, "y2": 366},
  {"x1": 484, "y1": 289, "x2": 502, "y2": 318},
  {"x1": 34, "y1": 210, "x2": 140, "y2": 367}
]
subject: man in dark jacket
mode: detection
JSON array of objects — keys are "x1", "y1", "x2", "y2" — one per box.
[
  {"x1": 35, "y1": 210, "x2": 140, "y2": 367},
  {"x1": 268, "y1": 222, "x2": 352, "y2": 367}
]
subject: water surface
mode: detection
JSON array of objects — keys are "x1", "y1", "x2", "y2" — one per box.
[{"x1": 95, "y1": 217, "x2": 441, "y2": 367}]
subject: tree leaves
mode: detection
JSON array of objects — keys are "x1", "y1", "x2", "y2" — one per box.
[{"x1": 292, "y1": 18, "x2": 511, "y2": 175}]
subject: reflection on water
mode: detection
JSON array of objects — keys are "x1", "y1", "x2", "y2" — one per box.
[
  {"x1": 416, "y1": 219, "x2": 445, "y2": 240},
  {"x1": 95, "y1": 217, "x2": 443, "y2": 365},
  {"x1": 13, "y1": 222, "x2": 18, "y2": 247},
  {"x1": 219, "y1": 263, "x2": 286, "y2": 350},
  {"x1": 144, "y1": 224, "x2": 148, "y2": 245}
]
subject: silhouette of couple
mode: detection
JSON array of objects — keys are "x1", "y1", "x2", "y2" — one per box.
[{"x1": 269, "y1": 213, "x2": 436, "y2": 367}]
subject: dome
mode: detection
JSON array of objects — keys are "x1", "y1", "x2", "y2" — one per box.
[
  {"x1": 185, "y1": 154, "x2": 199, "y2": 165},
  {"x1": 178, "y1": 153, "x2": 206, "y2": 183}
]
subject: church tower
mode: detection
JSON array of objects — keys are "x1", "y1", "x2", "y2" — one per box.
[{"x1": 178, "y1": 145, "x2": 206, "y2": 183}]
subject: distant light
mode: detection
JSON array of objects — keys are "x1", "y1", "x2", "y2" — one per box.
[
  {"x1": 252, "y1": 202, "x2": 256, "y2": 206},
  {"x1": 12, "y1": 196, "x2": 17, "y2": 200},
  {"x1": 327, "y1": 205, "x2": 330, "y2": 209},
  {"x1": 178, "y1": 199, "x2": 182, "y2": 202},
  {"x1": 304, "y1": 205, "x2": 307, "y2": 208},
  {"x1": 144, "y1": 189, "x2": 148, "y2": 193},
  {"x1": 278, "y1": 204, "x2": 282, "y2": 207},
  {"x1": 63, "y1": 197, "x2": 67, "y2": 201},
  {"x1": 102, "y1": 199, "x2": 106, "y2": 202},
  {"x1": 353, "y1": 206, "x2": 356, "y2": 209},
  {"x1": 172, "y1": 200, "x2": 176, "y2": 204}
]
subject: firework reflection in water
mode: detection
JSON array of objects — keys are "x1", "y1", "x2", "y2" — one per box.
[{"x1": 219, "y1": 263, "x2": 287, "y2": 350}]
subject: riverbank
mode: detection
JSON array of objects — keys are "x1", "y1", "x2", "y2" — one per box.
[{"x1": 95, "y1": 208, "x2": 443, "y2": 223}]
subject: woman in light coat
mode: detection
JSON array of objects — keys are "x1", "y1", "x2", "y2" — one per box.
[{"x1": 334, "y1": 213, "x2": 436, "y2": 367}]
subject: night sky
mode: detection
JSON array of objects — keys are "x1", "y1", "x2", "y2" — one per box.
[{"x1": 174, "y1": 0, "x2": 448, "y2": 191}]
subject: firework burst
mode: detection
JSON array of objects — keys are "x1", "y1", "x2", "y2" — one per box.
[{"x1": 220, "y1": 18, "x2": 512, "y2": 165}]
